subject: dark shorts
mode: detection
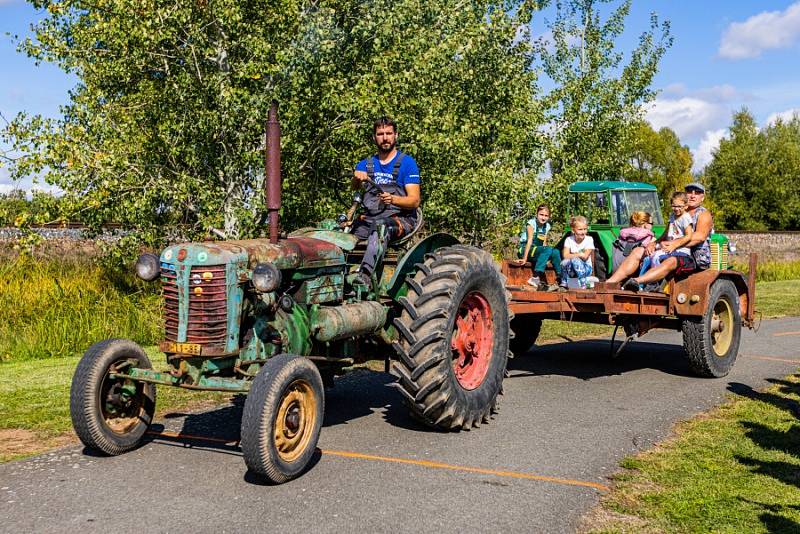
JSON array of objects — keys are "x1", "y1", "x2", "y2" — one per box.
[{"x1": 673, "y1": 254, "x2": 697, "y2": 275}]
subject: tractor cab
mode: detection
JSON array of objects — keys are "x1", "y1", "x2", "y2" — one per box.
[{"x1": 568, "y1": 180, "x2": 665, "y2": 232}]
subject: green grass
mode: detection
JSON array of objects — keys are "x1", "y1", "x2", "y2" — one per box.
[
  {"x1": 731, "y1": 258, "x2": 800, "y2": 283},
  {"x1": 754, "y1": 279, "x2": 800, "y2": 318},
  {"x1": 0, "y1": 346, "x2": 232, "y2": 463},
  {"x1": 587, "y1": 374, "x2": 800, "y2": 533},
  {"x1": 0, "y1": 254, "x2": 161, "y2": 362}
]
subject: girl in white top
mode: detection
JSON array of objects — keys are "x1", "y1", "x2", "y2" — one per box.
[{"x1": 560, "y1": 215, "x2": 596, "y2": 288}]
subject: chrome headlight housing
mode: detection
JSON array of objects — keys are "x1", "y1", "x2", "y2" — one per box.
[
  {"x1": 727, "y1": 241, "x2": 737, "y2": 254},
  {"x1": 252, "y1": 262, "x2": 281, "y2": 292},
  {"x1": 135, "y1": 253, "x2": 160, "y2": 281}
]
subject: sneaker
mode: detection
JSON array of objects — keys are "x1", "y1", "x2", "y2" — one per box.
[
  {"x1": 586, "y1": 276, "x2": 600, "y2": 284},
  {"x1": 527, "y1": 276, "x2": 540, "y2": 288},
  {"x1": 622, "y1": 278, "x2": 641, "y2": 292},
  {"x1": 545, "y1": 283, "x2": 561, "y2": 292}
]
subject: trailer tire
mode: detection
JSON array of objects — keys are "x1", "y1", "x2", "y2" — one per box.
[
  {"x1": 241, "y1": 354, "x2": 324, "y2": 484},
  {"x1": 391, "y1": 245, "x2": 510, "y2": 430},
  {"x1": 70, "y1": 339, "x2": 156, "y2": 456},
  {"x1": 510, "y1": 316, "x2": 543, "y2": 355},
  {"x1": 682, "y1": 279, "x2": 741, "y2": 378}
]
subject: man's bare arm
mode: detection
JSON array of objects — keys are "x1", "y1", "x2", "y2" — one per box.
[
  {"x1": 685, "y1": 211, "x2": 712, "y2": 247},
  {"x1": 352, "y1": 170, "x2": 368, "y2": 190},
  {"x1": 379, "y1": 183, "x2": 420, "y2": 209}
]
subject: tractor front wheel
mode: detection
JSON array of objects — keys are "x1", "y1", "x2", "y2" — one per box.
[
  {"x1": 240, "y1": 354, "x2": 324, "y2": 483},
  {"x1": 391, "y1": 245, "x2": 510, "y2": 430},
  {"x1": 70, "y1": 339, "x2": 156, "y2": 455},
  {"x1": 682, "y1": 279, "x2": 742, "y2": 377}
]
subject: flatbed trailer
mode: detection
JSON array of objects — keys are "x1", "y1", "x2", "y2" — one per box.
[{"x1": 500, "y1": 254, "x2": 758, "y2": 378}]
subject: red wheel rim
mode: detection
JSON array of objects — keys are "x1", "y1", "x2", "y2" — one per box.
[{"x1": 451, "y1": 291, "x2": 494, "y2": 390}]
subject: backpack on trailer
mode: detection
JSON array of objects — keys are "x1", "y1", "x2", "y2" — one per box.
[{"x1": 611, "y1": 236, "x2": 647, "y2": 272}]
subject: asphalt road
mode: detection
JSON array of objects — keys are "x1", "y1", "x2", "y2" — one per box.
[{"x1": 2, "y1": 317, "x2": 799, "y2": 533}]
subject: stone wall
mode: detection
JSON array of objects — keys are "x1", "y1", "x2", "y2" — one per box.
[{"x1": 723, "y1": 231, "x2": 800, "y2": 262}]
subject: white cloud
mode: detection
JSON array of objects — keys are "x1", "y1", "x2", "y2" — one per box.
[
  {"x1": 719, "y1": 2, "x2": 800, "y2": 59},
  {"x1": 692, "y1": 129, "x2": 727, "y2": 172},
  {"x1": 645, "y1": 97, "x2": 727, "y2": 141},
  {"x1": 766, "y1": 107, "x2": 800, "y2": 125}
]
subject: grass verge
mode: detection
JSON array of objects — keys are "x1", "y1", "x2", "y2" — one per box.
[
  {"x1": 583, "y1": 374, "x2": 800, "y2": 533},
  {"x1": 0, "y1": 254, "x2": 161, "y2": 362},
  {"x1": 0, "y1": 346, "x2": 232, "y2": 463}
]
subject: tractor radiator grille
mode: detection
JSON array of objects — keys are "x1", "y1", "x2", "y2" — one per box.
[
  {"x1": 187, "y1": 266, "x2": 228, "y2": 343},
  {"x1": 161, "y1": 263, "x2": 179, "y2": 341},
  {"x1": 161, "y1": 264, "x2": 229, "y2": 343},
  {"x1": 710, "y1": 242, "x2": 730, "y2": 270}
]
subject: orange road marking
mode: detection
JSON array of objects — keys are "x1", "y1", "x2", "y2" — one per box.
[
  {"x1": 773, "y1": 331, "x2": 800, "y2": 337},
  {"x1": 321, "y1": 449, "x2": 610, "y2": 492},
  {"x1": 146, "y1": 431, "x2": 609, "y2": 492},
  {"x1": 745, "y1": 355, "x2": 800, "y2": 365}
]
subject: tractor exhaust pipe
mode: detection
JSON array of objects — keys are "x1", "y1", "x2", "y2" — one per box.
[{"x1": 265, "y1": 100, "x2": 282, "y2": 244}]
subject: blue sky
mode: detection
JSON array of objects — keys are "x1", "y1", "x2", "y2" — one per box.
[{"x1": 2, "y1": 0, "x2": 800, "y2": 192}]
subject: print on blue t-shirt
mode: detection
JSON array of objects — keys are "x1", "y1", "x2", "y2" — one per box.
[{"x1": 355, "y1": 152, "x2": 420, "y2": 188}]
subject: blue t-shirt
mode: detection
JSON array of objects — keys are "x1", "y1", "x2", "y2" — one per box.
[{"x1": 355, "y1": 152, "x2": 421, "y2": 189}]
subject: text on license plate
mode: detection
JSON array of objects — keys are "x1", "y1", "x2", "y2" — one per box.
[{"x1": 160, "y1": 341, "x2": 202, "y2": 355}]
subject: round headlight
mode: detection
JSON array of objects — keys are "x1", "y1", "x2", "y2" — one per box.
[
  {"x1": 135, "y1": 253, "x2": 160, "y2": 282},
  {"x1": 252, "y1": 262, "x2": 281, "y2": 292},
  {"x1": 727, "y1": 241, "x2": 737, "y2": 254}
]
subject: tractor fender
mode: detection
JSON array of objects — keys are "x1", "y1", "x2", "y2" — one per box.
[
  {"x1": 385, "y1": 233, "x2": 460, "y2": 299},
  {"x1": 671, "y1": 270, "x2": 751, "y2": 323}
]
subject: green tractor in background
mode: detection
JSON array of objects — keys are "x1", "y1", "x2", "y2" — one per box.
[
  {"x1": 566, "y1": 181, "x2": 732, "y2": 280},
  {"x1": 69, "y1": 103, "x2": 511, "y2": 484}
]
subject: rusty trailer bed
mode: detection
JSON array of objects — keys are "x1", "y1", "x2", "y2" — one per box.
[{"x1": 502, "y1": 257, "x2": 756, "y2": 330}]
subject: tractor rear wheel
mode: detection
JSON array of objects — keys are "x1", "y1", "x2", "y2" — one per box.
[
  {"x1": 682, "y1": 279, "x2": 742, "y2": 377},
  {"x1": 509, "y1": 315, "x2": 543, "y2": 356},
  {"x1": 70, "y1": 339, "x2": 156, "y2": 455},
  {"x1": 240, "y1": 354, "x2": 324, "y2": 483},
  {"x1": 391, "y1": 245, "x2": 510, "y2": 430}
]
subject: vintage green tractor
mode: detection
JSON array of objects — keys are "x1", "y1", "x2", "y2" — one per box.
[
  {"x1": 69, "y1": 103, "x2": 511, "y2": 484},
  {"x1": 566, "y1": 181, "x2": 732, "y2": 280}
]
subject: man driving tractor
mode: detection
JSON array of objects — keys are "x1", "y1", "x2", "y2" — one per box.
[{"x1": 350, "y1": 116, "x2": 421, "y2": 286}]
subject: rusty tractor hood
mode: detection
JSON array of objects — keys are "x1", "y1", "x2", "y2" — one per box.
[{"x1": 160, "y1": 236, "x2": 345, "y2": 269}]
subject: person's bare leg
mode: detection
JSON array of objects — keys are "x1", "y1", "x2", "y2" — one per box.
[
  {"x1": 630, "y1": 257, "x2": 678, "y2": 285},
  {"x1": 606, "y1": 247, "x2": 645, "y2": 284}
]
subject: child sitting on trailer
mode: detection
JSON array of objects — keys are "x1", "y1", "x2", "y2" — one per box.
[
  {"x1": 560, "y1": 216, "x2": 596, "y2": 289},
  {"x1": 615, "y1": 211, "x2": 655, "y2": 275},
  {"x1": 513, "y1": 204, "x2": 562, "y2": 292}
]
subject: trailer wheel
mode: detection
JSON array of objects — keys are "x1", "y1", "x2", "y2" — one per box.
[
  {"x1": 391, "y1": 245, "x2": 510, "y2": 430},
  {"x1": 70, "y1": 339, "x2": 156, "y2": 456},
  {"x1": 510, "y1": 315, "x2": 543, "y2": 355},
  {"x1": 682, "y1": 279, "x2": 742, "y2": 377},
  {"x1": 241, "y1": 354, "x2": 324, "y2": 483}
]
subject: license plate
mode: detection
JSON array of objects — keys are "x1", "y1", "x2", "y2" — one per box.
[{"x1": 160, "y1": 341, "x2": 202, "y2": 355}]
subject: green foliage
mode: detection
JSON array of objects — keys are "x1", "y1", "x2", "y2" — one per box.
[
  {"x1": 704, "y1": 109, "x2": 800, "y2": 230},
  {"x1": 538, "y1": 0, "x2": 672, "y2": 204},
  {"x1": 623, "y1": 120, "x2": 693, "y2": 215},
  {"x1": 0, "y1": 189, "x2": 67, "y2": 227},
  {"x1": 0, "y1": 253, "x2": 161, "y2": 361},
  {"x1": 3, "y1": 0, "x2": 546, "y2": 249}
]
